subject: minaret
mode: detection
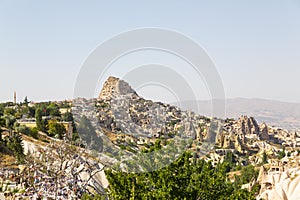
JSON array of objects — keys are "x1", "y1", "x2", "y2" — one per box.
[{"x1": 14, "y1": 91, "x2": 16, "y2": 105}]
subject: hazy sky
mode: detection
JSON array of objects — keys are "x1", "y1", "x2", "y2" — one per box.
[{"x1": 1, "y1": 1, "x2": 300, "y2": 103}]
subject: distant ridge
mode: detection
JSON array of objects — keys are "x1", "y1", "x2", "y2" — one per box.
[{"x1": 178, "y1": 98, "x2": 300, "y2": 131}]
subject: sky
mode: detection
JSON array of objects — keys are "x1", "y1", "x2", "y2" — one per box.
[{"x1": 1, "y1": 0, "x2": 300, "y2": 103}]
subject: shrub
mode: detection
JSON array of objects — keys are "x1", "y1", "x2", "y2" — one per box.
[
  {"x1": 15, "y1": 125, "x2": 30, "y2": 135},
  {"x1": 29, "y1": 127, "x2": 39, "y2": 139}
]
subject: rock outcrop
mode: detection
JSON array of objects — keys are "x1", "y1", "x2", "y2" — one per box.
[
  {"x1": 237, "y1": 116, "x2": 260, "y2": 135},
  {"x1": 259, "y1": 122, "x2": 270, "y2": 140},
  {"x1": 99, "y1": 76, "x2": 138, "y2": 100},
  {"x1": 257, "y1": 161, "x2": 300, "y2": 200}
]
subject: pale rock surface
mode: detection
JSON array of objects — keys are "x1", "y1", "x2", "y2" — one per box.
[
  {"x1": 259, "y1": 122, "x2": 270, "y2": 140},
  {"x1": 257, "y1": 166, "x2": 300, "y2": 200},
  {"x1": 99, "y1": 76, "x2": 138, "y2": 100},
  {"x1": 237, "y1": 116, "x2": 260, "y2": 135}
]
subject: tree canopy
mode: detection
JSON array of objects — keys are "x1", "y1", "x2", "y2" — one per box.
[
  {"x1": 47, "y1": 119, "x2": 66, "y2": 139},
  {"x1": 105, "y1": 151, "x2": 256, "y2": 200}
]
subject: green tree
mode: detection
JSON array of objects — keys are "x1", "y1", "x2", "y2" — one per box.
[
  {"x1": 105, "y1": 152, "x2": 255, "y2": 200},
  {"x1": 2, "y1": 114, "x2": 16, "y2": 136},
  {"x1": 239, "y1": 165, "x2": 258, "y2": 184},
  {"x1": 28, "y1": 106, "x2": 36, "y2": 118},
  {"x1": 0, "y1": 128, "x2": 3, "y2": 142},
  {"x1": 4, "y1": 115, "x2": 16, "y2": 129},
  {"x1": 278, "y1": 146, "x2": 286, "y2": 159},
  {"x1": 29, "y1": 127, "x2": 39, "y2": 139},
  {"x1": 62, "y1": 111, "x2": 73, "y2": 122},
  {"x1": 154, "y1": 139, "x2": 162, "y2": 150},
  {"x1": 262, "y1": 152, "x2": 268, "y2": 164},
  {"x1": 0, "y1": 104, "x2": 5, "y2": 116},
  {"x1": 63, "y1": 111, "x2": 77, "y2": 135},
  {"x1": 47, "y1": 119, "x2": 66, "y2": 139},
  {"x1": 47, "y1": 103, "x2": 61, "y2": 117},
  {"x1": 35, "y1": 107, "x2": 46, "y2": 132},
  {"x1": 6, "y1": 133, "x2": 25, "y2": 163},
  {"x1": 224, "y1": 151, "x2": 236, "y2": 172},
  {"x1": 4, "y1": 107, "x2": 16, "y2": 116},
  {"x1": 24, "y1": 96, "x2": 29, "y2": 106},
  {"x1": 15, "y1": 125, "x2": 30, "y2": 135}
]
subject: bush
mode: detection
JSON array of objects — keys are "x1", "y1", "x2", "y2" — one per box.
[
  {"x1": 278, "y1": 147, "x2": 286, "y2": 159},
  {"x1": 47, "y1": 119, "x2": 66, "y2": 139},
  {"x1": 125, "y1": 146, "x2": 136, "y2": 153},
  {"x1": 18, "y1": 189, "x2": 26, "y2": 194},
  {"x1": 81, "y1": 193, "x2": 106, "y2": 200},
  {"x1": 29, "y1": 127, "x2": 39, "y2": 139},
  {"x1": 12, "y1": 188, "x2": 19, "y2": 193},
  {"x1": 15, "y1": 125, "x2": 30, "y2": 135},
  {"x1": 238, "y1": 164, "x2": 259, "y2": 184},
  {"x1": 6, "y1": 133, "x2": 25, "y2": 163}
]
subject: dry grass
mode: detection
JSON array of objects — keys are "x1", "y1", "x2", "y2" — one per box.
[
  {"x1": 101, "y1": 128, "x2": 127, "y2": 141},
  {"x1": 227, "y1": 170, "x2": 242, "y2": 180},
  {"x1": 0, "y1": 147, "x2": 18, "y2": 169}
]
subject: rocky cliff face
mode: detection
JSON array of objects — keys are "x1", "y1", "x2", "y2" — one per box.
[
  {"x1": 237, "y1": 115, "x2": 260, "y2": 135},
  {"x1": 259, "y1": 122, "x2": 270, "y2": 140},
  {"x1": 99, "y1": 76, "x2": 138, "y2": 100}
]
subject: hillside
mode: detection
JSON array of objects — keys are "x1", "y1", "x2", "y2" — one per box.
[
  {"x1": 2, "y1": 76, "x2": 300, "y2": 199},
  {"x1": 74, "y1": 77, "x2": 300, "y2": 167}
]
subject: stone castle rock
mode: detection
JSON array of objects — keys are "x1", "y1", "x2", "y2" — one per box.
[{"x1": 99, "y1": 76, "x2": 138, "y2": 100}]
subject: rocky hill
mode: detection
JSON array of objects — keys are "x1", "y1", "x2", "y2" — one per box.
[
  {"x1": 73, "y1": 76, "x2": 214, "y2": 168},
  {"x1": 95, "y1": 77, "x2": 213, "y2": 143},
  {"x1": 99, "y1": 76, "x2": 138, "y2": 100},
  {"x1": 73, "y1": 77, "x2": 300, "y2": 164}
]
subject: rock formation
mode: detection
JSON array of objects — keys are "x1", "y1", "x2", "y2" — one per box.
[
  {"x1": 257, "y1": 160, "x2": 300, "y2": 200},
  {"x1": 237, "y1": 115, "x2": 260, "y2": 135},
  {"x1": 259, "y1": 122, "x2": 270, "y2": 140},
  {"x1": 99, "y1": 76, "x2": 138, "y2": 100}
]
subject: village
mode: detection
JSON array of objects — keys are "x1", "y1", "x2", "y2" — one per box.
[{"x1": 1, "y1": 77, "x2": 300, "y2": 199}]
